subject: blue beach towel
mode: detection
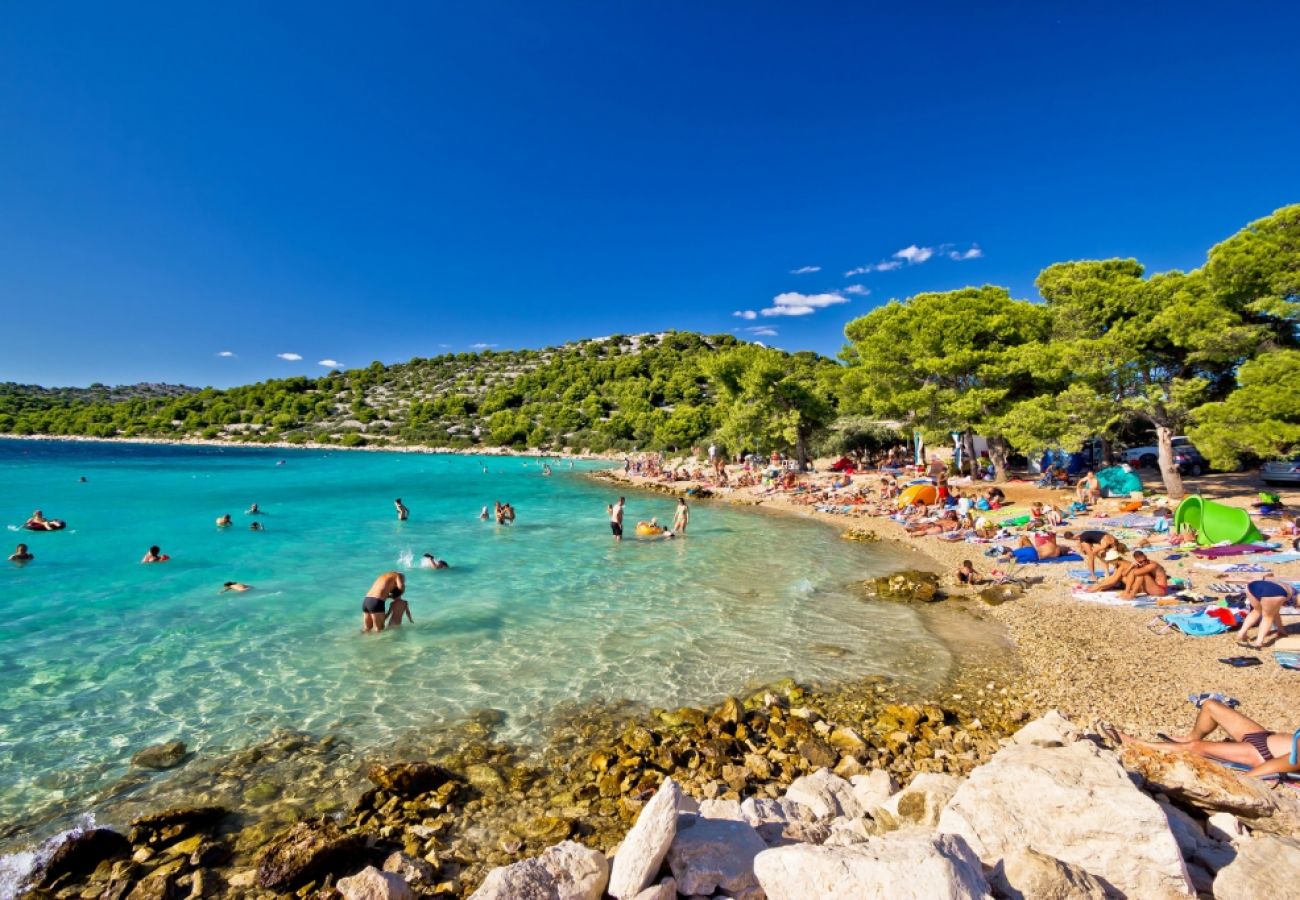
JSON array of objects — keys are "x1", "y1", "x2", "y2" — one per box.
[
  {"x1": 1027, "y1": 552, "x2": 1084, "y2": 564},
  {"x1": 1163, "y1": 611, "x2": 1230, "y2": 636}
]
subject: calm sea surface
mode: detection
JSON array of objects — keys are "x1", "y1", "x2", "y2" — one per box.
[{"x1": 0, "y1": 439, "x2": 947, "y2": 852}]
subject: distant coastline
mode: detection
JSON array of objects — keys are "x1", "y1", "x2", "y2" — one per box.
[{"x1": 0, "y1": 431, "x2": 621, "y2": 461}]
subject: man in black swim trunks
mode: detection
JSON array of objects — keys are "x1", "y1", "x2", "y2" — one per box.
[
  {"x1": 362, "y1": 571, "x2": 407, "y2": 632},
  {"x1": 1064, "y1": 529, "x2": 1121, "y2": 578},
  {"x1": 609, "y1": 497, "x2": 625, "y2": 541}
]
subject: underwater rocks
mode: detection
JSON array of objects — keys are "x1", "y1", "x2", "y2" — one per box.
[
  {"x1": 30, "y1": 827, "x2": 131, "y2": 890},
  {"x1": 862, "y1": 569, "x2": 944, "y2": 602},
  {"x1": 130, "y1": 740, "x2": 189, "y2": 770}
]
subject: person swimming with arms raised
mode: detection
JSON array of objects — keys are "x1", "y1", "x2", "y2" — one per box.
[
  {"x1": 362, "y1": 571, "x2": 410, "y2": 632},
  {"x1": 9, "y1": 543, "x2": 33, "y2": 564},
  {"x1": 221, "y1": 581, "x2": 252, "y2": 592},
  {"x1": 420, "y1": 553, "x2": 449, "y2": 569}
]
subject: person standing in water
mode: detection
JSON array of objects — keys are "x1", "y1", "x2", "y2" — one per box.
[
  {"x1": 142, "y1": 545, "x2": 167, "y2": 563},
  {"x1": 672, "y1": 498, "x2": 690, "y2": 535},
  {"x1": 394, "y1": 498, "x2": 409, "y2": 521},
  {"x1": 609, "y1": 497, "x2": 625, "y2": 541},
  {"x1": 361, "y1": 571, "x2": 408, "y2": 632},
  {"x1": 9, "y1": 544, "x2": 33, "y2": 564}
]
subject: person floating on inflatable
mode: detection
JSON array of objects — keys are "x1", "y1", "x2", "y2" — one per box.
[
  {"x1": 635, "y1": 518, "x2": 675, "y2": 538},
  {"x1": 23, "y1": 510, "x2": 66, "y2": 531}
]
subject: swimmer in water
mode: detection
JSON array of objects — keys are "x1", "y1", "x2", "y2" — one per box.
[
  {"x1": 79, "y1": 476, "x2": 88, "y2": 483},
  {"x1": 246, "y1": 503, "x2": 261, "y2": 515},
  {"x1": 9, "y1": 543, "x2": 33, "y2": 563},
  {"x1": 216, "y1": 514, "x2": 233, "y2": 527},
  {"x1": 480, "y1": 506, "x2": 489, "y2": 520},
  {"x1": 221, "y1": 581, "x2": 252, "y2": 592},
  {"x1": 361, "y1": 571, "x2": 410, "y2": 632},
  {"x1": 250, "y1": 522, "x2": 264, "y2": 531},
  {"x1": 395, "y1": 498, "x2": 409, "y2": 521},
  {"x1": 142, "y1": 545, "x2": 166, "y2": 563},
  {"x1": 420, "y1": 553, "x2": 449, "y2": 569}
]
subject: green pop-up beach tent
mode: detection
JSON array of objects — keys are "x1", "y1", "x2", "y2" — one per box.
[{"x1": 1173, "y1": 495, "x2": 1266, "y2": 546}]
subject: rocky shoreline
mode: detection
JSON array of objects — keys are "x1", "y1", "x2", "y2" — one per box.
[{"x1": 16, "y1": 656, "x2": 1036, "y2": 899}]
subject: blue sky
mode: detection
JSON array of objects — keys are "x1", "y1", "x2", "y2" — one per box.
[{"x1": 2, "y1": 3, "x2": 1298, "y2": 387}]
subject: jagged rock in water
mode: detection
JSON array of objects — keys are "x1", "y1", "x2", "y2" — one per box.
[
  {"x1": 367, "y1": 761, "x2": 455, "y2": 798},
  {"x1": 31, "y1": 827, "x2": 131, "y2": 889},
  {"x1": 254, "y1": 816, "x2": 366, "y2": 891}
]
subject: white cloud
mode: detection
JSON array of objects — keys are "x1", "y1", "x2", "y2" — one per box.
[
  {"x1": 874, "y1": 259, "x2": 903, "y2": 272},
  {"x1": 277, "y1": 352, "x2": 303, "y2": 361},
  {"x1": 843, "y1": 284, "x2": 870, "y2": 296},
  {"x1": 470, "y1": 342, "x2": 497, "y2": 349},
  {"x1": 746, "y1": 326, "x2": 779, "y2": 337},
  {"x1": 318, "y1": 359, "x2": 341, "y2": 368},
  {"x1": 894, "y1": 244, "x2": 934, "y2": 264},
  {"x1": 216, "y1": 350, "x2": 236, "y2": 358},
  {"x1": 844, "y1": 266, "x2": 870, "y2": 277},
  {"x1": 948, "y1": 245, "x2": 983, "y2": 260},
  {"x1": 760, "y1": 291, "x2": 849, "y2": 317},
  {"x1": 789, "y1": 265, "x2": 821, "y2": 275},
  {"x1": 733, "y1": 310, "x2": 758, "y2": 320}
]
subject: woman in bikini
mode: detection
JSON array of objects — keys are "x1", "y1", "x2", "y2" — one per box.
[
  {"x1": 1107, "y1": 700, "x2": 1299, "y2": 780},
  {"x1": 1237, "y1": 578, "x2": 1297, "y2": 649}
]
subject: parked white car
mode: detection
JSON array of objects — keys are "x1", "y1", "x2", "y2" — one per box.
[
  {"x1": 1262, "y1": 456, "x2": 1300, "y2": 486},
  {"x1": 1122, "y1": 436, "x2": 1207, "y2": 476}
]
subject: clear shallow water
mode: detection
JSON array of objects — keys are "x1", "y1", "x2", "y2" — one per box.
[{"x1": 0, "y1": 439, "x2": 945, "y2": 839}]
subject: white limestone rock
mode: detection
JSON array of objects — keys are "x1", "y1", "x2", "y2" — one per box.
[
  {"x1": 628, "y1": 877, "x2": 676, "y2": 900},
  {"x1": 1212, "y1": 833, "x2": 1300, "y2": 900},
  {"x1": 608, "y1": 777, "x2": 683, "y2": 899},
  {"x1": 782, "y1": 768, "x2": 863, "y2": 820},
  {"x1": 667, "y1": 815, "x2": 767, "y2": 896},
  {"x1": 872, "y1": 773, "x2": 962, "y2": 832},
  {"x1": 698, "y1": 798, "x2": 745, "y2": 821},
  {"x1": 537, "y1": 840, "x2": 609, "y2": 900},
  {"x1": 1010, "y1": 710, "x2": 1081, "y2": 748},
  {"x1": 469, "y1": 858, "x2": 559, "y2": 900},
  {"x1": 754, "y1": 830, "x2": 991, "y2": 899},
  {"x1": 937, "y1": 738, "x2": 1194, "y2": 898},
  {"x1": 989, "y1": 847, "x2": 1107, "y2": 900},
  {"x1": 849, "y1": 769, "x2": 898, "y2": 812},
  {"x1": 337, "y1": 865, "x2": 413, "y2": 900}
]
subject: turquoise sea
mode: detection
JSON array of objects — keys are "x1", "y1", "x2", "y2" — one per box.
[{"x1": 0, "y1": 439, "x2": 948, "y2": 860}]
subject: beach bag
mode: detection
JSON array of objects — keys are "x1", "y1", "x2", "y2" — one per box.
[
  {"x1": 975, "y1": 498, "x2": 991, "y2": 511},
  {"x1": 1163, "y1": 611, "x2": 1230, "y2": 636}
]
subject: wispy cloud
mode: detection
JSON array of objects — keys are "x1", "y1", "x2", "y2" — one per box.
[
  {"x1": 845, "y1": 260, "x2": 902, "y2": 276},
  {"x1": 760, "y1": 291, "x2": 850, "y2": 317},
  {"x1": 733, "y1": 310, "x2": 758, "y2": 320},
  {"x1": 843, "y1": 284, "x2": 870, "y2": 296},
  {"x1": 844, "y1": 266, "x2": 870, "y2": 277},
  {"x1": 216, "y1": 350, "x2": 236, "y2": 358},
  {"x1": 318, "y1": 359, "x2": 341, "y2": 368},
  {"x1": 745, "y1": 326, "x2": 780, "y2": 337},
  {"x1": 894, "y1": 244, "x2": 934, "y2": 264},
  {"x1": 470, "y1": 342, "x2": 497, "y2": 350},
  {"x1": 789, "y1": 265, "x2": 821, "y2": 275},
  {"x1": 277, "y1": 352, "x2": 303, "y2": 361},
  {"x1": 948, "y1": 244, "x2": 983, "y2": 260}
]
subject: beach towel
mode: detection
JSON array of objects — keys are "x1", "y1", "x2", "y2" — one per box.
[
  {"x1": 1067, "y1": 568, "x2": 1096, "y2": 582},
  {"x1": 1193, "y1": 544, "x2": 1275, "y2": 558},
  {"x1": 1108, "y1": 514, "x2": 1162, "y2": 529},
  {"x1": 1264, "y1": 552, "x2": 1300, "y2": 564},
  {"x1": 1072, "y1": 590, "x2": 1134, "y2": 605},
  {"x1": 1163, "y1": 610, "x2": 1230, "y2": 636},
  {"x1": 1026, "y1": 552, "x2": 1084, "y2": 564},
  {"x1": 1275, "y1": 652, "x2": 1300, "y2": 671},
  {"x1": 1223, "y1": 563, "x2": 1272, "y2": 573}
]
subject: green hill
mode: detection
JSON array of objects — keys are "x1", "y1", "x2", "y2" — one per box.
[{"x1": 0, "y1": 332, "x2": 820, "y2": 452}]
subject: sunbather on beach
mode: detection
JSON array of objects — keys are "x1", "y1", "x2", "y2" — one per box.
[
  {"x1": 1237, "y1": 578, "x2": 1297, "y2": 649},
  {"x1": 1105, "y1": 701, "x2": 1299, "y2": 779},
  {"x1": 1121, "y1": 550, "x2": 1168, "y2": 599},
  {"x1": 1031, "y1": 531, "x2": 1066, "y2": 560},
  {"x1": 907, "y1": 510, "x2": 959, "y2": 537},
  {"x1": 1076, "y1": 471, "x2": 1100, "y2": 504}
]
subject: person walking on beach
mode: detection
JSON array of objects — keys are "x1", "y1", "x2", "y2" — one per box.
[
  {"x1": 672, "y1": 497, "x2": 690, "y2": 534},
  {"x1": 9, "y1": 543, "x2": 33, "y2": 564},
  {"x1": 609, "y1": 497, "x2": 625, "y2": 541},
  {"x1": 1237, "y1": 578, "x2": 1297, "y2": 649},
  {"x1": 394, "y1": 498, "x2": 409, "y2": 520},
  {"x1": 361, "y1": 571, "x2": 408, "y2": 632}
]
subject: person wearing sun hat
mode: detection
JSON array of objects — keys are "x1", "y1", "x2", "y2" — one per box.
[{"x1": 1084, "y1": 547, "x2": 1136, "y2": 594}]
